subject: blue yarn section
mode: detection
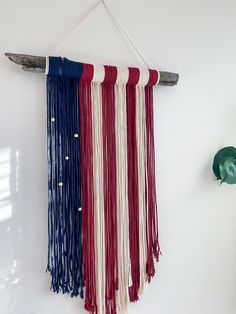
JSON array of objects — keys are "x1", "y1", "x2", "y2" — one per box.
[
  {"x1": 47, "y1": 56, "x2": 83, "y2": 78},
  {"x1": 46, "y1": 57, "x2": 84, "y2": 298}
]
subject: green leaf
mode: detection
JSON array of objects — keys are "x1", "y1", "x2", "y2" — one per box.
[
  {"x1": 213, "y1": 146, "x2": 236, "y2": 183},
  {"x1": 212, "y1": 146, "x2": 236, "y2": 180},
  {"x1": 219, "y1": 156, "x2": 236, "y2": 184}
]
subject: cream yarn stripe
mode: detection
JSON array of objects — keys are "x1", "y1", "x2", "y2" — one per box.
[
  {"x1": 91, "y1": 82, "x2": 105, "y2": 314},
  {"x1": 115, "y1": 79, "x2": 130, "y2": 314},
  {"x1": 136, "y1": 84, "x2": 148, "y2": 296}
]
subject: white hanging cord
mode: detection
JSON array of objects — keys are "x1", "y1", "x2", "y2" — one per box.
[
  {"x1": 53, "y1": 0, "x2": 150, "y2": 68},
  {"x1": 102, "y1": 1, "x2": 150, "y2": 68},
  {"x1": 54, "y1": 1, "x2": 102, "y2": 54}
]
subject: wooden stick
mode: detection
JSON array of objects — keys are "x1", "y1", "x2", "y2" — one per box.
[{"x1": 5, "y1": 53, "x2": 179, "y2": 86}]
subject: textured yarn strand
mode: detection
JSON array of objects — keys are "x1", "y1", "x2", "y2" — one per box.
[
  {"x1": 79, "y1": 80, "x2": 97, "y2": 312},
  {"x1": 92, "y1": 82, "x2": 106, "y2": 314},
  {"x1": 102, "y1": 66, "x2": 118, "y2": 314},
  {"x1": 145, "y1": 85, "x2": 160, "y2": 282},
  {"x1": 126, "y1": 82, "x2": 140, "y2": 302},
  {"x1": 115, "y1": 80, "x2": 130, "y2": 314},
  {"x1": 136, "y1": 85, "x2": 147, "y2": 295}
]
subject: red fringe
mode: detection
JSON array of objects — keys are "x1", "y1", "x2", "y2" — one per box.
[
  {"x1": 126, "y1": 84, "x2": 140, "y2": 302},
  {"x1": 145, "y1": 86, "x2": 160, "y2": 282},
  {"x1": 79, "y1": 76, "x2": 159, "y2": 313},
  {"x1": 102, "y1": 80, "x2": 118, "y2": 314},
  {"x1": 79, "y1": 81, "x2": 97, "y2": 312}
]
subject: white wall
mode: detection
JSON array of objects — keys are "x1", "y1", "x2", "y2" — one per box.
[{"x1": 1, "y1": 0, "x2": 236, "y2": 313}]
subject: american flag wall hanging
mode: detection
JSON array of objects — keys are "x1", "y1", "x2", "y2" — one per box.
[{"x1": 46, "y1": 56, "x2": 160, "y2": 314}]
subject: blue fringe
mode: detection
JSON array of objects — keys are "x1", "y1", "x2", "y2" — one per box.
[{"x1": 46, "y1": 57, "x2": 84, "y2": 298}]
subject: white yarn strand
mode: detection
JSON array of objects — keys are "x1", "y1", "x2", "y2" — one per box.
[
  {"x1": 115, "y1": 80, "x2": 130, "y2": 314},
  {"x1": 136, "y1": 85, "x2": 148, "y2": 296},
  {"x1": 91, "y1": 82, "x2": 105, "y2": 314}
]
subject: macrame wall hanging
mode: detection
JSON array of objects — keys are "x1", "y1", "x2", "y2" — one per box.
[{"x1": 5, "y1": 1, "x2": 179, "y2": 314}]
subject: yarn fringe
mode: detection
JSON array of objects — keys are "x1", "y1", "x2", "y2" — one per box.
[
  {"x1": 46, "y1": 58, "x2": 160, "y2": 314},
  {"x1": 46, "y1": 76, "x2": 83, "y2": 298}
]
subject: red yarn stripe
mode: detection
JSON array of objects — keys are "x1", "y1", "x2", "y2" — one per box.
[
  {"x1": 147, "y1": 69, "x2": 159, "y2": 86},
  {"x1": 102, "y1": 66, "x2": 118, "y2": 314},
  {"x1": 79, "y1": 80, "x2": 97, "y2": 313},
  {"x1": 126, "y1": 83, "x2": 140, "y2": 302},
  {"x1": 145, "y1": 85, "x2": 160, "y2": 282}
]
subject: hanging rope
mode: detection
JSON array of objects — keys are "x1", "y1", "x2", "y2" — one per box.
[
  {"x1": 102, "y1": 1, "x2": 150, "y2": 68},
  {"x1": 54, "y1": 0, "x2": 150, "y2": 68},
  {"x1": 54, "y1": 1, "x2": 102, "y2": 54}
]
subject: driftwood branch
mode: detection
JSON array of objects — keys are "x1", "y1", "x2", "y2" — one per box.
[{"x1": 5, "y1": 53, "x2": 179, "y2": 86}]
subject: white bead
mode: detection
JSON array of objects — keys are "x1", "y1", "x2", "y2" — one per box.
[
  {"x1": 78, "y1": 207, "x2": 82, "y2": 211},
  {"x1": 51, "y1": 117, "x2": 55, "y2": 122},
  {"x1": 65, "y1": 156, "x2": 69, "y2": 160},
  {"x1": 58, "y1": 182, "x2": 63, "y2": 187},
  {"x1": 74, "y1": 133, "x2": 79, "y2": 138}
]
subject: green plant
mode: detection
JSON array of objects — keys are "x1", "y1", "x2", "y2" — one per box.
[{"x1": 213, "y1": 146, "x2": 236, "y2": 184}]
